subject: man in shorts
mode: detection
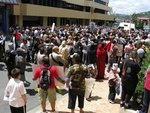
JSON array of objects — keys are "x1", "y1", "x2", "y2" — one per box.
[{"x1": 33, "y1": 55, "x2": 65, "y2": 113}]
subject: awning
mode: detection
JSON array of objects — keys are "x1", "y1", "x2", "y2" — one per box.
[{"x1": 0, "y1": 0, "x2": 19, "y2": 5}]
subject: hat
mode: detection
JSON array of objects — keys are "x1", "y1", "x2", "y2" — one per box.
[
  {"x1": 112, "y1": 63, "x2": 118, "y2": 70},
  {"x1": 70, "y1": 53, "x2": 80, "y2": 62},
  {"x1": 70, "y1": 53, "x2": 79, "y2": 58}
]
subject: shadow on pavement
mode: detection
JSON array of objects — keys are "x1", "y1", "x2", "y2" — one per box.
[
  {"x1": 0, "y1": 63, "x2": 6, "y2": 71},
  {"x1": 26, "y1": 89, "x2": 38, "y2": 96},
  {"x1": 91, "y1": 96, "x2": 102, "y2": 101},
  {"x1": 25, "y1": 67, "x2": 32, "y2": 72},
  {"x1": 24, "y1": 81, "x2": 31, "y2": 87},
  {"x1": 55, "y1": 110, "x2": 96, "y2": 113},
  {"x1": 57, "y1": 89, "x2": 68, "y2": 96},
  {"x1": 115, "y1": 98, "x2": 121, "y2": 104},
  {"x1": 75, "y1": 110, "x2": 96, "y2": 113}
]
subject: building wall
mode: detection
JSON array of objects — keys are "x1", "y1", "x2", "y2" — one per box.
[{"x1": 10, "y1": 0, "x2": 114, "y2": 27}]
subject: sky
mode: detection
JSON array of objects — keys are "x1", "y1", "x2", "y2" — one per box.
[{"x1": 108, "y1": 0, "x2": 150, "y2": 15}]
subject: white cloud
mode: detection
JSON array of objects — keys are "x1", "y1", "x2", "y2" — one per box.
[{"x1": 108, "y1": 0, "x2": 150, "y2": 14}]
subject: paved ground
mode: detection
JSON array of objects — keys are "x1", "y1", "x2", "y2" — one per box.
[{"x1": 27, "y1": 70, "x2": 141, "y2": 113}]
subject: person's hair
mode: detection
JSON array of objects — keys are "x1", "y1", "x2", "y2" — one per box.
[
  {"x1": 112, "y1": 39, "x2": 117, "y2": 44},
  {"x1": 72, "y1": 53, "x2": 81, "y2": 63},
  {"x1": 42, "y1": 55, "x2": 50, "y2": 65},
  {"x1": 11, "y1": 68, "x2": 20, "y2": 78},
  {"x1": 52, "y1": 46, "x2": 59, "y2": 52},
  {"x1": 129, "y1": 40, "x2": 133, "y2": 44},
  {"x1": 129, "y1": 50, "x2": 138, "y2": 59}
]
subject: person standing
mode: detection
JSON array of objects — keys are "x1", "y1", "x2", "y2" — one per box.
[
  {"x1": 33, "y1": 55, "x2": 65, "y2": 113},
  {"x1": 59, "y1": 40, "x2": 69, "y2": 68},
  {"x1": 37, "y1": 45, "x2": 46, "y2": 65},
  {"x1": 108, "y1": 63, "x2": 119, "y2": 104},
  {"x1": 66, "y1": 53, "x2": 89, "y2": 113},
  {"x1": 120, "y1": 51, "x2": 141, "y2": 109},
  {"x1": 0, "y1": 31, "x2": 6, "y2": 60},
  {"x1": 4, "y1": 68, "x2": 27, "y2": 113},
  {"x1": 107, "y1": 39, "x2": 119, "y2": 72},
  {"x1": 96, "y1": 43, "x2": 106, "y2": 79},
  {"x1": 137, "y1": 68, "x2": 150, "y2": 113},
  {"x1": 15, "y1": 38, "x2": 27, "y2": 83},
  {"x1": 5, "y1": 43, "x2": 16, "y2": 80},
  {"x1": 49, "y1": 46, "x2": 65, "y2": 66},
  {"x1": 13, "y1": 26, "x2": 21, "y2": 50}
]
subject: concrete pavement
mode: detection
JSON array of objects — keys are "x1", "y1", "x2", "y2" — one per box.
[{"x1": 27, "y1": 70, "x2": 139, "y2": 113}]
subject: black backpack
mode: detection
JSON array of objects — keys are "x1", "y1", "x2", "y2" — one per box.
[
  {"x1": 5, "y1": 50, "x2": 16, "y2": 64},
  {"x1": 39, "y1": 66, "x2": 51, "y2": 91}
]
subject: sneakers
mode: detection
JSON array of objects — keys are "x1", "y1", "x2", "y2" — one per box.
[
  {"x1": 41, "y1": 110, "x2": 47, "y2": 113},
  {"x1": 120, "y1": 103, "x2": 124, "y2": 107},
  {"x1": 108, "y1": 100, "x2": 115, "y2": 104},
  {"x1": 86, "y1": 98, "x2": 91, "y2": 101}
]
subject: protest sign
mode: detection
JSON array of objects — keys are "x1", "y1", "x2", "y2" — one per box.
[{"x1": 85, "y1": 78, "x2": 96, "y2": 98}]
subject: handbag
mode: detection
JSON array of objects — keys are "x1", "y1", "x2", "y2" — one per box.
[{"x1": 51, "y1": 54, "x2": 64, "y2": 66}]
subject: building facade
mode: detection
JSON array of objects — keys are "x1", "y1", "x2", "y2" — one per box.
[
  {"x1": 0, "y1": 0, "x2": 18, "y2": 33},
  {"x1": 4, "y1": 0, "x2": 114, "y2": 32},
  {"x1": 137, "y1": 17, "x2": 150, "y2": 30}
]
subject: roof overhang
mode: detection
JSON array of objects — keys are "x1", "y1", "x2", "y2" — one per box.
[
  {"x1": 137, "y1": 17, "x2": 150, "y2": 21},
  {"x1": 0, "y1": 0, "x2": 19, "y2": 5}
]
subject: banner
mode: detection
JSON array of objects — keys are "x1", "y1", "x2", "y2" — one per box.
[{"x1": 51, "y1": 23, "x2": 55, "y2": 32}]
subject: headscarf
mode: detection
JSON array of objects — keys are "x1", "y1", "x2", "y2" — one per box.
[{"x1": 96, "y1": 43, "x2": 105, "y2": 58}]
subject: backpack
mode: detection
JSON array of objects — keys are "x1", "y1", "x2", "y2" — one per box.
[
  {"x1": 5, "y1": 50, "x2": 16, "y2": 64},
  {"x1": 39, "y1": 66, "x2": 51, "y2": 91}
]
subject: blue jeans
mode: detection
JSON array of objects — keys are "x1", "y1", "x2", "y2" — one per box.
[{"x1": 139, "y1": 88, "x2": 150, "y2": 113}]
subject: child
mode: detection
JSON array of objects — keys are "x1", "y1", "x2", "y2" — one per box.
[
  {"x1": 4, "y1": 68, "x2": 27, "y2": 113},
  {"x1": 108, "y1": 63, "x2": 119, "y2": 104}
]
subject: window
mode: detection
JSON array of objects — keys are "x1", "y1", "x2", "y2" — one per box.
[{"x1": 95, "y1": 0, "x2": 106, "y2": 5}]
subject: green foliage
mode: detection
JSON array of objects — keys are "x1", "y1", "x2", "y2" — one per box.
[
  {"x1": 131, "y1": 13, "x2": 137, "y2": 23},
  {"x1": 135, "y1": 21, "x2": 144, "y2": 28},
  {"x1": 135, "y1": 50, "x2": 150, "y2": 94}
]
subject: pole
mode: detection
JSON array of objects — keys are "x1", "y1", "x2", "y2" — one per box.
[{"x1": 89, "y1": 0, "x2": 94, "y2": 27}]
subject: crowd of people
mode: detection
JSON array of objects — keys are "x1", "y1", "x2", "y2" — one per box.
[{"x1": 3, "y1": 24, "x2": 150, "y2": 113}]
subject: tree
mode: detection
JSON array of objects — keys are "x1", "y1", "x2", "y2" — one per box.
[
  {"x1": 135, "y1": 49, "x2": 150, "y2": 94},
  {"x1": 131, "y1": 13, "x2": 137, "y2": 23}
]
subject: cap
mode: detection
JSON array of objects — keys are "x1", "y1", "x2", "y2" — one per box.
[
  {"x1": 70, "y1": 53, "x2": 79, "y2": 58},
  {"x1": 112, "y1": 63, "x2": 118, "y2": 70},
  {"x1": 70, "y1": 53, "x2": 80, "y2": 62}
]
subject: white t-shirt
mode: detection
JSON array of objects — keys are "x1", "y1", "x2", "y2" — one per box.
[
  {"x1": 37, "y1": 51, "x2": 45, "y2": 65},
  {"x1": 5, "y1": 78, "x2": 26, "y2": 107}
]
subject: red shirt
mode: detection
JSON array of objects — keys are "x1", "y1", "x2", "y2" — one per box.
[
  {"x1": 33, "y1": 65, "x2": 58, "y2": 88},
  {"x1": 144, "y1": 69, "x2": 150, "y2": 90},
  {"x1": 14, "y1": 30, "x2": 21, "y2": 40}
]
